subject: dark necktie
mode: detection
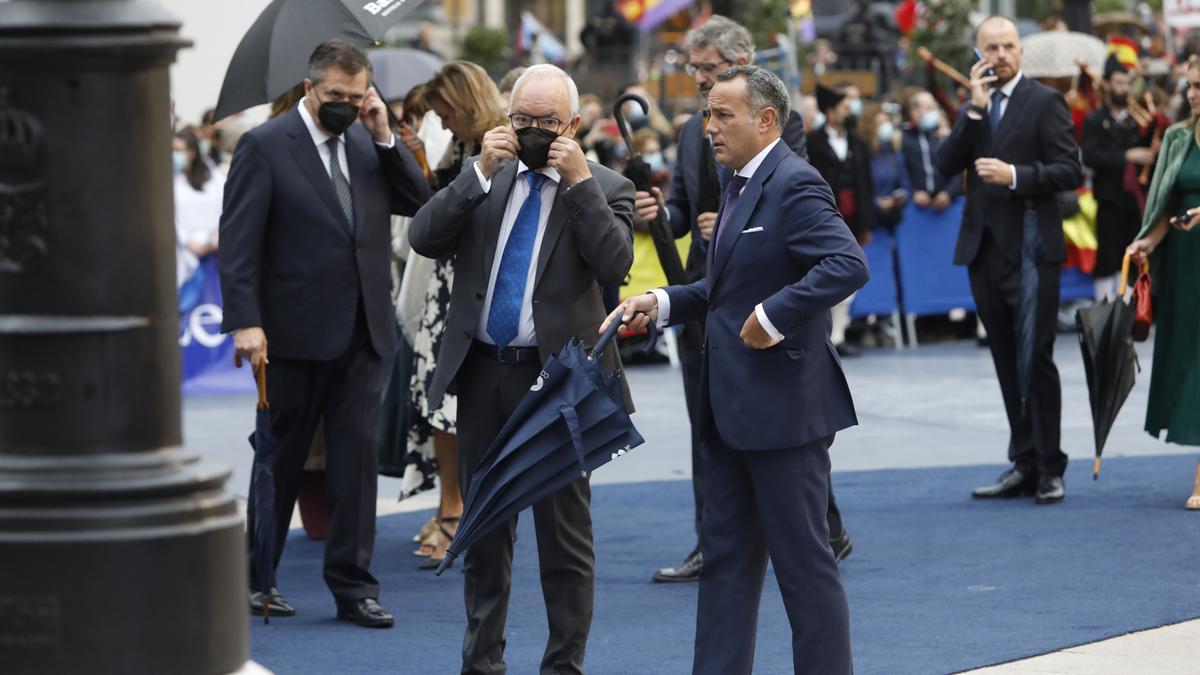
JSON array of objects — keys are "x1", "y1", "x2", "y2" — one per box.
[
  {"x1": 713, "y1": 174, "x2": 749, "y2": 244},
  {"x1": 487, "y1": 171, "x2": 548, "y2": 347},
  {"x1": 989, "y1": 90, "x2": 1007, "y2": 132},
  {"x1": 327, "y1": 138, "x2": 354, "y2": 228}
]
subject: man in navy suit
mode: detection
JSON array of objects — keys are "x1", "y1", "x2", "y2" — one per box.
[
  {"x1": 633, "y1": 15, "x2": 852, "y2": 584},
  {"x1": 607, "y1": 66, "x2": 866, "y2": 674},
  {"x1": 219, "y1": 40, "x2": 431, "y2": 627}
]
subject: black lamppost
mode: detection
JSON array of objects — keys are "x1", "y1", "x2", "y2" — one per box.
[{"x1": 0, "y1": 2, "x2": 248, "y2": 673}]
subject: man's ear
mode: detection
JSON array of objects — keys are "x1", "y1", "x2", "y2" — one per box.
[{"x1": 760, "y1": 107, "x2": 778, "y2": 133}]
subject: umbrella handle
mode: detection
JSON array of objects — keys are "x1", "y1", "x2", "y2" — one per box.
[
  {"x1": 255, "y1": 366, "x2": 269, "y2": 411},
  {"x1": 611, "y1": 93, "x2": 648, "y2": 159},
  {"x1": 1118, "y1": 253, "x2": 1149, "y2": 297},
  {"x1": 590, "y1": 315, "x2": 658, "y2": 359}
]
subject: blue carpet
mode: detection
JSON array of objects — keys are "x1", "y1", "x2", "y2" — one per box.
[{"x1": 250, "y1": 454, "x2": 1200, "y2": 674}]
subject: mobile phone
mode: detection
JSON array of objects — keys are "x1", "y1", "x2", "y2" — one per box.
[{"x1": 973, "y1": 48, "x2": 996, "y2": 79}]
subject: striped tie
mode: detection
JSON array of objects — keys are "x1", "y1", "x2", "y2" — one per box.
[{"x1": 327, "y1": 138, "x2": 354, "y2": 229}]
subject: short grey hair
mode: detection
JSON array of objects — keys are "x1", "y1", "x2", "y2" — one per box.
[
  {"x1": 716, "y1": 65, "x2": 789, "y2": 132},
  {"x1": 508, "y1": 64, "x2": 579, "y2": 116},
  {"x1": 684, "y1": 15, "x2": 755, "y2": 64}
]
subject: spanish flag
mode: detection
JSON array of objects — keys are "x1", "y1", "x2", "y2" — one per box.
[{"x1": 1108, "y1": 35, "x2": 1140, "y2": 69}]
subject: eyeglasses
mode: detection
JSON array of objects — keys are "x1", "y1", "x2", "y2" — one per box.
[
  {"x1": 685, "y1": 61, "x2": 731, "y2": 77},
  {"x1": 508, "y1": 113, "x2": 566, "y2": 132}
]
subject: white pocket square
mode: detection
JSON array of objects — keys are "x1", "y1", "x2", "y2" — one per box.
[{"x1": 743, "y1": 226, "x2": 764, "y2": 234}]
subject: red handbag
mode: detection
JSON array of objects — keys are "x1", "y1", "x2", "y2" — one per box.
[
  {"x1": 836, "y1": 188, "x2": 857, "y2": 221},
  {"x1": 1121, "y1": 253, "x2": 1153, "y2": 342}
]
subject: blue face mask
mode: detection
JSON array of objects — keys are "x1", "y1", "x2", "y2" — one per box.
[
  {"x1": 919, "y1": 109, "x2": 940, "y2": 131},
  {"x1": 876, "y1": 122, "x2": 895, "y2": 144},
  {"x1": 811, "y1": 112, "x2": 826, "y2": 131},
  {"x1": 849, "y1": 98, "x2": 863, "y2": 117},
  {"x1": 644, "y1": 151, "x2": 664, "y2": 172},
  {"x1": 173, "y1": 151, "x2": 188, "y2": 173}
]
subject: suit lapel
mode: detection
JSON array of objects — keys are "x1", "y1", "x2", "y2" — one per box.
[
  {"x1": 346, "y1": 129, "x2": 371, "y2": 238},
  {"x1": 709, "y1": 142, "x2": 788, "y2": 283},
  {"x1": 533, "y1": 179, "x2": 568, "y2": 290},
  {"x1": 990, "y1": 76, "x2": 1030, "y2": 150},
  {"x1": 482, "y1": 161, "x2": 518, "y2": 284},
  {"x1": 285, "y1": 109, "x2": 353, "y2": 238}
]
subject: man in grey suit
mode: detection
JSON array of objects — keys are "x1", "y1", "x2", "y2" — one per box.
[{"x1": 408, "y1": 64, "x2": 635, "y2": 675}]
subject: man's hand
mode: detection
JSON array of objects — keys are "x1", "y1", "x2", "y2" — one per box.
[
  {"x1": 974, "y1": 158, "x2": 1013, "y2": 186},
  {"x1": 1125, "y1": 146, "x2": 1157, "y2": 166},
  {"x1": 697, "y1": 212, "x2": 718, "y2": 241},
  {"x1": 234, "y1": 327, "x2": 268, "y2": 369},
  {"x1": 968, "y1": 59, "x2": 999, "y2": 110},
  {"x1": 600, "y1": 294, "x2": 659, "y2": 334},
  {"x1": 478, "y1": 125, "x2": 518, "y2": 179},
  {"x1": 932, "y1": 191, "x2": 952, "y2": 211},
  {"x1": 877, "y1": 196, "x2": 895, "y2": 212},
  {"x1": 912, "y1": 190, "x2": 932, "y2": 208},
  {"x1": 740, "y1": 310, "x2": 781, "y2": 350},
  {"x1": 359, "y1": 87, "x2": 392, "y2": 144},
  {"x1": 548, "y1": 136, "x2": 592, "y2": 186},
  {"x1": 633, "y1": 187, "x2": 665, "y2": 228}
]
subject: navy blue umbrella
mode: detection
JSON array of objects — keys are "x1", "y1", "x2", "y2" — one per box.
[
  {"x1": 436, "y1": 320, "x2": 656, "y2": 575},
  {"x1": 1016, "y1": 212, "x2": 1042, "y2": 414},
  {"x1": 248, "y1": 366, "x2": 279, "y2": 622}
]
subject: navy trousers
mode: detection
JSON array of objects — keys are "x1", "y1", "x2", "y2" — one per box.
[{"x1": 693, "y1": 436, "x2": 852, "y2": 675}]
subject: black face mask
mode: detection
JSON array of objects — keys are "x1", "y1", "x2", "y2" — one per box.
[
  {"x1": 516, "y1": 126, "x2": 558, "y2": 170},
  {"x1": 315, "y1": 94, "x2": 359, "y2": 136},
  {"x1": 1111, "y1": 93, "x2": 1129, "y2": 107}
]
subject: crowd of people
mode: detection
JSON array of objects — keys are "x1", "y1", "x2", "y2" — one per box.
[{"x1": 165, "y1": 11, "x2": 1200, "y2": 673}]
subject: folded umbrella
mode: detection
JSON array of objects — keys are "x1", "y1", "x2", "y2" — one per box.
[
  {"x1": 1016, "y1": 212, "x2": 1043, "y2": 414},
  {"x1": 214, "y1": 0, "x2": 428, "y2": 122},
  {"x1": 436, "y1": 320, "x2": 656, "y2": 575},
  {"x1": 1075, "y1": 253, "x2": 1141, "y2": 479},
  {"x1": 248, "y1": 365, "x2": 278, "y2": 623}
]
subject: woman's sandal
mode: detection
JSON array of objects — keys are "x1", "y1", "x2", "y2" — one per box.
[
  {"x1": 1186, "y1": 462, "x2": 1200, "y2": 510},
  {"x1": 412, "y1": 515, "x2": 437, "y2": 544},
  {"x1": 419, "y1": 515, "x2": 460, "y2": 570}
]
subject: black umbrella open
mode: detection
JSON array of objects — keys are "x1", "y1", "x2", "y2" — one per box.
[
  {"x1": 1075, "y1": 253, "x2": 1142, "y2": 479},
  {"x1": 213, "y1": 0, "x2": 428, "y2": 122},
  {"x1": 435, "y1": 320, "x2": 657, "y2": 575}
]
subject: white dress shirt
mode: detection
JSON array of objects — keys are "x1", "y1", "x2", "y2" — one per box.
[
  {"x1": 826, "y1": 127, "x2": 849, "y2": 162},
  {"x1": 297, "y1": 98, "x2": 397, "y2": 184},
  {"x1": 967, "y1": 72, "x2": 1022, "y2": 190},
  {"x1": 650, "y1": 138, "x2": 787, "y2": 341},
  {"x1": 473, "y1": 161, "x2": 561, "y2": 347}
]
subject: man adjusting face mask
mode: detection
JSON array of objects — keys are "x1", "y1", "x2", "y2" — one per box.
[
  {"x1": 316, "y1": 93, "x2": 360, "y2": 136},
  {"x1": 515, "y1": 126, "x2": 557, "y2": 170}
]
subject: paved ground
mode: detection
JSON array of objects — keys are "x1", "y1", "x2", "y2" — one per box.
[{"x1": 186, "y1": 333, "x2": 1200, "y2": 673}]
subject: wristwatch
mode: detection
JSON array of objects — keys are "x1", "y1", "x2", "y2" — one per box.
[{"x1": 966, "y1": 103, "x2": 986, "y2": 118}]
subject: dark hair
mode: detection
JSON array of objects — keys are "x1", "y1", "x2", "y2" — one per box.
[
  {"x1": 715, "y1": 65, "x2": 790, "y2": 132},
  {"x1": 401, "y1": 83, "x2": 429, "y2": 126},
  {"x1": 175, "y1": 129, "x2": 211, "y2": 191},
  {"x1": 307, "y1": 39, "x2": 373, "y2": 84}
]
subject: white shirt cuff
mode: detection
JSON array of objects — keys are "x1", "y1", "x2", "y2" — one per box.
[
  {"x1": 375, "y1": 133, "x2": 396, "y2": 149},
  {"x1": 474, "y1": 162, "x2": 492, "y2": 193},
  {"x1": 755, "y1": 303, "x2": 785, "y2": 341},
  {"x1": 1008, "y1": 164, "x2": 1017, "y2": 191},
  {"x1": 649, "y1": 289, "x2": 671, "y2": 328}
]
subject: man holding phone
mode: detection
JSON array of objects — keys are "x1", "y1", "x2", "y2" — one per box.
[{"x1": 936, "y1": 16, "x2": 1081, "y2": 504}]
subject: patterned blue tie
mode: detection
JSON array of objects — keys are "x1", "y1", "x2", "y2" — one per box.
[
  {"x1": 989, "y1": 89, "x2": 1006, "y2": 132},
  {"x1": 487, "y1": 171, "x2": 548, "y2": 347}
]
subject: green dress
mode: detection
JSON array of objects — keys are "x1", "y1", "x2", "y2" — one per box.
[{"x1": 1146, "y1": 143, "x2": 1200, "y2": 445}]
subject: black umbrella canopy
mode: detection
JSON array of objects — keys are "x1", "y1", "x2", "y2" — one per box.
[{"x1": 214, "y1": 0, "x2": 428, "y2": 121}]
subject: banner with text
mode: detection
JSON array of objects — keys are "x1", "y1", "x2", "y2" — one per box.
[{"x1": 179, "y1": 255, "x2": 255, "y2": 395}]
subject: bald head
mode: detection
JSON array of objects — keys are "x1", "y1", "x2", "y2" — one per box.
[{"x1": 976, "y1": 16, "x2": 1022, "y2": 85}]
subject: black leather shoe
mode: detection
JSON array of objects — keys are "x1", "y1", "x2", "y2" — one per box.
[
  {"x1": 652, "y1": 549, "x2": 702, "y2": 583},
  {"x1": 1036, "y1": 475, "x2": 1065, "y2": 504},
  {"x1": 972, "y1": 467, "x2": 1037, "y2": 499},
  {"x1": 337, "y1": 598, "x2": 394, "y2": 628},
  {"x1": 248, "y1": 587, "x2": 296, "y2": 617},
  {"x1": 830, "y1": 530, "x2": 853, "y2": 563}
]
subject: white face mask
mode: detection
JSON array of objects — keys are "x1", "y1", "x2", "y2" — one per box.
[
  {"x1": 849, "y1": 99, "x2": 863, "y2": 117},
  {"x1": 644, "y1": 151, "x2": 664, "y2": 172},
  {"x1": 876, "y1": 122, "x2": 895, "y2": 144},
  {"x1": 172, "y1": 151, "x2": 188, "y2": 173},
  {"x1": 919, "y1": 109, "x2": 940, "y2": 131},
  {"x1": 811, "y1": 112, "x2": 826, "y2": 131}
]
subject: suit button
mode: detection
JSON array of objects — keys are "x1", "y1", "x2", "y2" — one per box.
[
  {"x1": 463, "y1": 330, "x2": 471, "y2": 338},
  {"x1": 475, "y1": 292, "x2": 483, "y2": 301}
]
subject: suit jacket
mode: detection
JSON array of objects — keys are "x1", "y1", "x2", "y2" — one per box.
[
  {"x1": 663, "y1": 141, "x2": 869, "y2": 451},
  {"x1": 408, "y1": 158, "x2": 636, "y2": 412},
  {"x1": 900, "y1": 126, "x2": 962, "y2": 198},
  {"x1": 807, "y1": 126, "x2": 877, "y2": 236},
  {"x1": 1081, "y1": 107, "x2": 1142, "y2": 208},
  {"x1": 667, "y1": 109, "x2": 808, "y2": 282},
  {"x1": 935, "y1": 76, "x2": 1082, "y2": 266},
  {"x1": 219, "y1": 108, "x2": 431, "y2": 360}
]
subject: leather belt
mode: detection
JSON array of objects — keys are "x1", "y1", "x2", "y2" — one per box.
[{"x1": 470, "y1": 340, "x2": 541, "y2": 365}]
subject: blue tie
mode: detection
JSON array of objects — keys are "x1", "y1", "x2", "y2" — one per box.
[
  {"x1": 487, "y1": 171, "x2": 548, "y2": 347},
  {"x1": 989, "y1": 90, "x2": 1006, "y2": 132}
]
